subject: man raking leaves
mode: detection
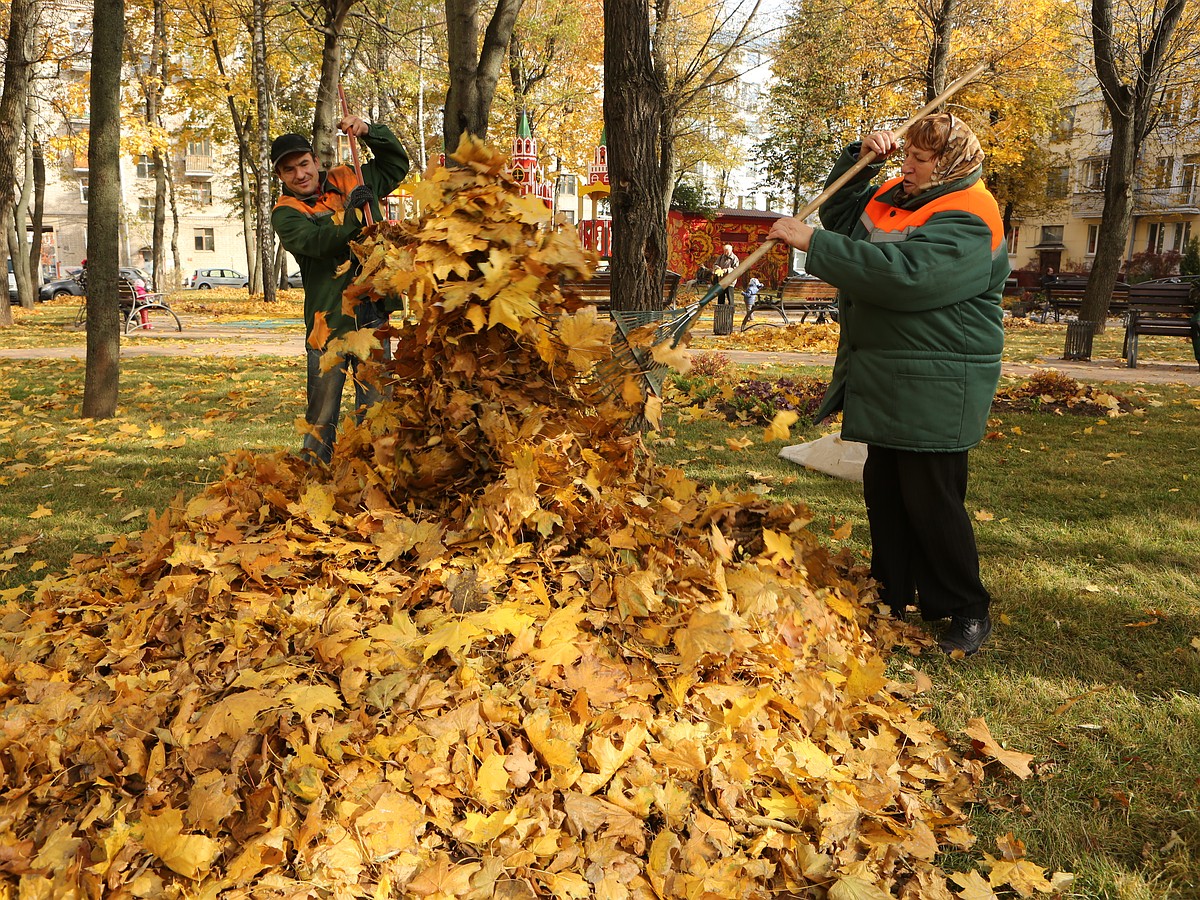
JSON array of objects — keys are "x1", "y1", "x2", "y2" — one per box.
[{"x1": 270, "y1": 113, "x2": 410, "y2": 464}]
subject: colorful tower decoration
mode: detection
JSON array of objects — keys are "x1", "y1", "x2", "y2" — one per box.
[
  {"x1": 579, "y1": 130, "x2": 612, "y2": 258},
  {"x1": 509, "y1": 110, "x2": 554, "y2": 207}
]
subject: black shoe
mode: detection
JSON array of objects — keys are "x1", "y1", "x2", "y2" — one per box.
[{"x1": 938, "y1": 615, "x2": 992, "y2": 657}]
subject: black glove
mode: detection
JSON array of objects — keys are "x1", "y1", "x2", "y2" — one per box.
[{"x1": 346, "y1": 184, "x2": 374, "y2": 210}]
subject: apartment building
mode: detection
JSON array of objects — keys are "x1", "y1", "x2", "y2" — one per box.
[{"x1": 1010, "y1": 79, "x2": 1198, "y2": 277}]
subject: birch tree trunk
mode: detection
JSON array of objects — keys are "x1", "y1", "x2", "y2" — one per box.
[
  {"x1": 0, "y1": 0, "x2": 38, "y2": 325},
  {"x1": 83, "y1": 0, "x2": 125, "y2": 419},
  {"x1": 252, "y1": 0, "x2": 276, "y2": 301},
  {"x1": 148, "y1": 0, "x2": 168, "y2": 291}
]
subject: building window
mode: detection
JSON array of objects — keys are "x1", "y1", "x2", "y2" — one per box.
[
  {"x1": 1172, "y1": 222, "x2": 1191, "y2": 251},
  {"x1": 1083, "y1": 158, "x2": 1107, "y2": 191},
  {"x1": 1041, "y1": 225, "x2": 1064, "y2": 245},
  {"x1": 1006, "y1": 224, "x2": 1020, "y2": 255},
  {"x1": 560, "y1": 209, "x2": 576, "y2": 224},
  {"x1": 1151, "y1": 157, "x2": 1173, "y2": 190},
  {"x1": 1046, "y1": 167, "x2": 1069, "y2": 200},
  {"x1": 194, "y1": 227, "x2": 214, "y2": 251},
  {"x1": 1160, "y1": 86, "x2": 1182, "y2": 126},
  {"x1": 194, "y1": 182, "x2": 213, "y2": 206},
  {"x1": 1182, "y1": 154, "x2": 1200, "y2": 201},
  {"x1": 79, "y1": 178, "x2": 89, "y2": 203},
  {"x1": 1147, "y1": 222, "x2": 1165, "y2": 253},
  {"x1": 138, "y1": 197, "x2": 153, "y2": 218},
  {"x1": 1086, "y1": 224, "x2": 1099, "y2": 255},
  {"x1": 136, "y1": 154, "x2": 156, "y2": 178},
  {"x1": 555, "y1": 174, "x2": 577, "y2": 196},
  {"x1": 186, "y1": 138, "x2": 211, "y2": 157},
  {"x1": 1049, "y1": 108, "x2": 1074, "y2": 142}
]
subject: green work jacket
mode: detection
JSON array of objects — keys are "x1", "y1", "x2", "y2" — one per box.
[
  {"x1": 806, "y1": 143, "x2": 1009, "y2": 452},
  {"x1": 271, "y1": 124, "x2": 410, "y2": 341}
]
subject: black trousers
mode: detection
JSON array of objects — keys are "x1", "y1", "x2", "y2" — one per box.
[{"x1": 862, "y1": 445, "x2": 991, "y2": 621}]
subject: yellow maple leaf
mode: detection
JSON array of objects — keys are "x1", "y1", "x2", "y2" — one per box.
[
  {"x1": 950, "y1": 870, "x2": 999, "y2": 900},
  {"x1": 308, "y1": 310, "x2": 332, "y2": 349},
  {"x1": 422, "y1": 619, "x2": 485, "y2": 661},
  {"x1": 473, "y1": 752, "x2": 512, "y2": 805},
  {"x1": 556, "y1": 306, "x2": 615, "y2": 371},
  {"x1": 989, "y1": 859, "x2": 1054, "y2": 896},
  {"x1": 279, "y1": 683, "x2": 343, "y2": 718},
  {"x1": 140, "y1": 807, "x2": 222, "y2": 880},
  {"x1": 28, "y1": 504, "x2": 52, "y2": 519},
  {"x1": 489, "y1": 274, "x2": 543, "y2": 331},
  {"x1": 761, "y1": 528, "x2": 794, "y2": 563},
  {"x1": 828, "y1": 875, "x2": 893, "y2": 900},
  {"x1": 845, "y1": 654, "x2": 888, "y2": 703},
  {"x1": 523, "y1": 709, "x2": 583, "y2": 789},
  {"x1": 650, "y1": 338, "x2": 692, "y2": 374},
  {"x1": 405, "y1": 852, "x2": 483, "y2": 899},
  {"x1": 965, "y1": 717, "x2": 1035, "y2": 779},
  {"x1": 763, "y1": 410, "x2": 800, "y2": 442}
]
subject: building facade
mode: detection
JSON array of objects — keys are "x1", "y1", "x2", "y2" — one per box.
[{"x1": 1009, "y1": 79, "x2": 1199, "y2": 277}]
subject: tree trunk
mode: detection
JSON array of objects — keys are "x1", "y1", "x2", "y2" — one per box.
[
  {"x1": 923, "y1": 0, "x2": 956, "y2": 101},
  {"x1": 149, "y1": 0, "x2": 168, "y2": 291},
  {"x1": 311, "y1": 0, "x2": 358, "y2": 167},
  {"x1": 29, "y1": 136, "x2": 45, "y2": 285},
  {"x1": 167, "y1": 158, "x2": 182, "y2": 289},
  {"x1": 604, "y1": 0, "x2": 666, "y2": 312},
  {"x1": 252, "y1": 0, "x2": 276, "y2": 302},
  {"x1": 84, "y1": 0, "x2": 125, "y2": 419},
  {"x1": 0, "y1": 0, "x2": 37, "y2": 326},
  {"x1": 443, "y1": 0, "x2": 524, "y2": 152},
  {"x1": 1080, "y1": 0, "x2": 1187, "y2": 333},
  {"x1": 10, "y1": 106, "x2": 36, "y2": 308}
]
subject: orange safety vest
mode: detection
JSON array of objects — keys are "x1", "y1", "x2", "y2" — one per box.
[
  {"x1": 273, "y1": 166, "x2": 359, "y2": 218},
  {"x1": 860, "y1": 175, "x2": 1006, "y2": 253}
]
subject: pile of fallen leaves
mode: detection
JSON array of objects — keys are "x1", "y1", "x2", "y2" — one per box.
[
  {"x1": 0, "y1": 138, "x2": 1071, "y2": 899},
  {"x1": 993, "y1": 369, "x2": 1133, "y2": 416},
  {"x1": 700, "y1": 322, "x2": 841, "y2": 355}
]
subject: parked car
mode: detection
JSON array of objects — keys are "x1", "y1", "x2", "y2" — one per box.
[
  {"x1": 286, "y1": 270, "x2": 303, "y2": 289},
  {"x1": 186, "y1": 267, "x2": 249, "y2": 290},
  {"x1": 40, "y1": 266, "x2": 151, "y2": 301},
  {"x1": 6, "y1": 259, "x2": 15, "y2": 300},
  {"x1": 39, "y1": 274, "x2": 86, "y2": 301}
]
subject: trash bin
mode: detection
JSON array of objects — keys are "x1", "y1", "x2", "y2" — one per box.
[
  {"x1": 713, "y1": 303, "x2": 734, "y2": 335},
  {"x1": 1063, "y1": 320, "x2": 1098, "y2": 360}
]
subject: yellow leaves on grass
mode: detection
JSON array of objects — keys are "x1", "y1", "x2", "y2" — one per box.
[{"x1": 966, "y1": 717, "x2": 1036, "y2": 779}]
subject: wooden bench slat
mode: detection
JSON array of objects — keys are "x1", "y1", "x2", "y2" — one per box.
[
  {"x1": 1122, "y1": 280, "x2": 1198, "y2": 368},
  {"x1": 561, "y1": 270, "x2": 681, "y2": 313},
  {"x1": 741, "y1": 276, "x2": 838, "y2": 331}
]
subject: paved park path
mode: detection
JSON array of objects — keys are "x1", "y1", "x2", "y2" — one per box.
[{"x1": 2, "y1": 320, "x2": 1199, "y2": 387}]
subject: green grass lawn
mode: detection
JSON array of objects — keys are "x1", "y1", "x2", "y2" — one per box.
[{"x1": 0, "y1": 348, "x2": 1198, "y2": 897}]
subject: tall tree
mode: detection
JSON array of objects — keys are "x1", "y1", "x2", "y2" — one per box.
[
  {"x1": 83, "y1": 0, "x2": 125, "y2": 419},
  {"x1": 443, "y1": 0, "x2": 525, "y2": 150},
  {"x1": 0, "y1": 0, "x2": 39, "y2": 324},
  {"x1": 1080, "y1": 0, "x2": 1192, "y2": 330},
  {"x1": 252, "y1": 0, "x2": 277, "y2": 300},
  {"x1": 292, "y1": 0, "x2": 361, "y2": 165},
  {"x1": 604, "y1": 0, "x2": 666, "y2": 311}
]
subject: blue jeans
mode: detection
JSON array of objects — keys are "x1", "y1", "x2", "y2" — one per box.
[{"x1": 302, "y1": 322, "x2": 391, "y2": 464}]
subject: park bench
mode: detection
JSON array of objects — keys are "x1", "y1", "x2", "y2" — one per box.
[
  {"x1": 561, "y1": 269, "x2": 682, "y2": 314},
  {"x1": 1122, "y1": 280, "x2": 1199, "y2": 369},
  {"x1": 74, "y1": 276, "x2": 183, "y2": 334},
  {"x1": 1041, "y1": 278, "x2": 1129, "y2": 323},
  {"x1": 741, "y1": 275, "x2": 839, "y2": 331}
]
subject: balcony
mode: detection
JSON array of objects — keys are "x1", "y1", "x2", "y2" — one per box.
[
  {"x1": 1133, "y1": 186, "x2": 1200, "y2": 216},
  {"x1": 185, "y1": 153, "x2": 213, "y2": 178},
  {"x1": 1070, "y1": 191, "x2": 1105, "y2": 218}
]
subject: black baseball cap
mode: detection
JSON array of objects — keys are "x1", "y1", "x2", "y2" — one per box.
[{"x1": 271, "y1": 133, "x2": 314, "y2": 170}]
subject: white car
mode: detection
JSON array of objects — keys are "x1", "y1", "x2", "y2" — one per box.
[{"x1": 187, "y1": 267, "x2": 249, "y2": 290}]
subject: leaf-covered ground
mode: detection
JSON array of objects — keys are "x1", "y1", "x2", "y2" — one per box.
[{"x1": 0, "y1": 141, "x2": 1070, "y2": 899}]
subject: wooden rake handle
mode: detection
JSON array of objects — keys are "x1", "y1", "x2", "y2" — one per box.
[
  {"x1": 714, "y1": 60, "x2": 990, "y2": 290},
  {"x1": 338, "y1": 84, "x2": 374, "y2": 227}
]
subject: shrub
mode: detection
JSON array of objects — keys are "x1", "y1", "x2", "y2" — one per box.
[
  {"x1": 721, "y1": 376, "x2": 828, "y2": 425},
  {"x1": 1181, "y1": 237, "x2": 1200, "y2": 277}
]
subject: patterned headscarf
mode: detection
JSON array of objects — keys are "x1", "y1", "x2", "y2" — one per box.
[{"x1": 905, "y1": 113, "x2": 984, "y2": 197}]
